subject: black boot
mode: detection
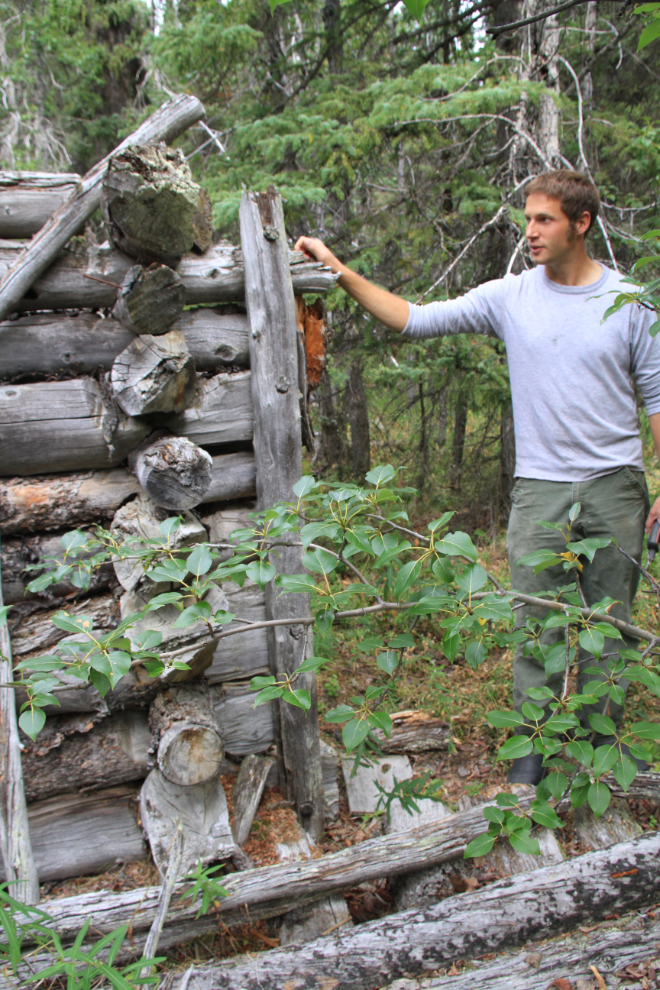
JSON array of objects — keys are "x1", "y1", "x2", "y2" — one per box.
[
  {"x1": 507, "y1": 752, "x2": 546, "y2": 785},
  {"x1": 592, "y1": 735, "x2": 649, "y2": 771}
]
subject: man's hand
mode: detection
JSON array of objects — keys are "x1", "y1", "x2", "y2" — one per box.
[
  {"x1": 294, "y1": 236, "x2": 340, "y2": 272},
  {"x1": 645, "y1": 495, "x2": 660, "y2": 535}
]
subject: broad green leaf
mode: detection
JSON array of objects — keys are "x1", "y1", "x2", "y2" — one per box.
[
  {"x1": 89, "y1": 650, "x2": 131, "y2": 688},
  {"x1": 365, "y1": 464, "x2": 396, "y2": 486},
  {"x1": 282, "y1": 688, "x2": 311, "y2": 711},
  {"x1": 428, "y1": 511, "x2": 455, "y2": 532},
  {"x1": 293, "y1": 475, "x2": 317, "y2": 498},
  {"x1": 465, "y1": 639, "x2": 488, "y2": 669},
  {"x1": 638, "y1": 14, "x2": 660, "y2": 48},
  {"x1": 628, "y1": 721, "x2": 660, "y2": 740},
  {"x1": 543, "y1": 612, "x2": 571, "y2": 629},
  {"x1": 60, "y1": 529, "x2": 88, "y2": 551},
  {"x1": 301, "y1": 521, "x2": 340, "y2": 549},
  {"x1": 612, "y1": 754, "x2": 638, "y2": 792},
  {"x1": 393, "y1": 559, "x2": 422, "y2": 600},
  {"x1": 579, "y1": 627, "x2": 605, "y2": 659},
  {"x1": 277, "y1": 574, "x2": 319, "y2": 594},
  {"x1": 377, "y1": 651, "x2": 399, "y2": 675},
  {"x1": 626, "y1": 666, "x2": 660, "y2": 696},
  {"x1": 487, "y1": 710, "x2": 526, "y2": 728},
  {"x1": 593, "y1": 744, "x2": 620, "y2": 776},
  {"x1": 214, "y1": 610, "x2": 236, "y2": 625},
  {"x1": 434, "y1": 531, "x2": 477, "y2": 562},
  {"x1": 566, "y1": 538, "x2": 611, "y2": 562},
  {"x1": 588, "y1": 713, "x2": 617, "y2": 735},
  {"x1": 172, "y1": 601, "x2": 212, "y2": 628},
  {"x1": 495, "y1": 793, "x2": 521, "y2": 807},
  {"x1": 357, "y1": 637, "x2": 385, "y2": 652},
  {"x1": 545, "y1": 771, "x2": 569, "y2": 800},
  {"x1": 483, "y1": 806, "x2": 506, "y2": 824},
  {"x1": 343, "y1": 718, "x2": 370, "y2": 752},
  {"x1": 159, "y1": 517, "x2": 181, "y2": 538},
  {"x1": 517, "y1": 549, "x2": 562, "y2": 574},
  {"x1": 463, "y1": 832, "x2": 495, "y2": 858},
  {"x1": 587, "y1": 780, "x2": 611, "y2": 817},
  {"x1": 368, "y1": 711, "x2": 393, "y2": 736},
  {"x1": 570, "y1": 781, "x2": 591, "y2": 809},
  {"x1": 51, "y1": 611, "x2": 96, "y2": 636},
  {"x1": 455, "y1": 564, "x2": 488, "y2": 593},
  {"x1": 147, "y1": 559, "x2": 188, "y2": 584},
  {"x1": 568, "y1": 502, "x2": 581, "y2": 522},
  {"x1": 134, "y1": 629, "x2": 163, "y2": 651},
  {"x1": 254, "y1": 685, "x2": 284, "y2": 706},
  {"x1": 324, "y1": 704, "x2": 355, "y2": 723},
  {"x1": 143, "y1": 592, "x2": 185, "y2": 611},
  {"x1": 246, "y1": 560, "x2": 277, "y2": 586},
  {"x1": 187, "y1": 543, "x2": 213, "y2": 578},
  {"x1": 543, "y1": 713, "x2": 579, "y2": 734},
  {"x1": 525, "y1": 686, "x2": 555, "y2": 700},
  {"x1": 530, "y1": 803, "x2": 563, "y2": 829},
  {"x1": 566, "y1": 740, "x2": 594, "y2": 767},
  {"x1": 251, "y1": 675, "x2": 276, "y2": 689},
  {"x1": 296, "y1": 656, "x2": 330, "y2": 673},
  {"x1": 388, "y1": 633, "x2": 415, "y2": 649},
  {"x1": 19, "y1": 708, "x2": 46, "y2": 739},
  {"x1": 508, "y1": 831, "x2": 541, "y2": 855},
  {"x1": 302, "y1": 549, "x2": 337, "y2": 576},
  {"x1": 497, "y1": 735, "x2": 533, "y2": 760},
  {"x1": 521, "y1": 702, "x2": 545, "y2": 721}
]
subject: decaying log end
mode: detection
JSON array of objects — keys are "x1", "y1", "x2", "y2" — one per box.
[
  {"x1": 128, "y1": 435, "x2": 213, "y2": 511},
  {"x1": 110, "y1": 330, "x2": 197, "y2": 417},
  {"x1": 112, "y1": 263, "x2": 186, "y2": 335},
  {"x1": 149, "y1": 680, "x2": 224, "y2": 787},
  {"x1": 102, "y1": 144, "x2": 213, "y2": 266}
]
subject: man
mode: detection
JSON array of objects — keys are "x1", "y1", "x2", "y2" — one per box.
[{"x1": 296, "y1": 170, "x2": 660, "y2": 784}]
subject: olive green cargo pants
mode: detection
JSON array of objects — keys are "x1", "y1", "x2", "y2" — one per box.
[{"x1": 506, "y1": 468, "x2": 650, "y2": 729}]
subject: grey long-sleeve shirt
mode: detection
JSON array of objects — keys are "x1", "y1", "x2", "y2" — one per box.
[{"x1": 404, "y1": 265, "x2": 660, "y2": 482}]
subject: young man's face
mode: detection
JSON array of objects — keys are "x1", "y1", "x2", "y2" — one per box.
[{"x1": 524, "y1": 192, "x2": 589, "y2": 266}]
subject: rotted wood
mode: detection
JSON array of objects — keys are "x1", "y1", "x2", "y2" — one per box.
[
  {"x1": 0, "y1": 238, "x2": 339, "y2": 314},
  {"x1": 19, "y1": 710, "x2": 151, "y2": 803},
  {"x1": 0, "y1": 308, "x2": 248, "y2": 381},
  {"x1": 140, "y1": 769, "x2": 234, "y2": 879},
  {"x1": 164, "y1": 370, "x2": 253, "y2": 448},
  {"x1": 179, "y1": 831, "x2": 660, "y2": 990},
  {"x1": 0, "y1": 378, "x2": 150, "y2": 477},
  {"x1": 371, "y1": 710, "x2": 449, "y2": 754},
  {"x1": 240, "y1": 188, "x2": 323, "y2": 841},
  {"x1": 232, "y1": 754, "x2": 274, "y2": 846},
  {"x1": 112, "y1": 263, "x2": 185, "y2": 335},
  {"x1": 0, "y1": 450, "x2": 255, "y2": 535},
  {"x1": 0, "y1": 94, "x2": 205, "y2": 324},
  {"x1": 0, "y1": 172, "x2": 81, "y2": 238},
  {"x1": 101, "y1": 143, "x2": 213, "y2": 266},
  {"x1": 149, "y1": 680, "x2": 224, "y2": 787},
  {"x1": 110, "y1": 330, "x2": 196, "y2": 416},
  {"x1": 128, "y1": 435, "x2": 213, "y2": 511},
  {"x1": 0, "y1": 550, "x2": 39, "y2": 903},
  {"x1": 1, "y1": 530, "x2": 115, "y2": 604}
]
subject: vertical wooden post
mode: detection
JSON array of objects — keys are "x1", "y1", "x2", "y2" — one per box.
[
  {"x1": 239, "y1": 189, "x2": 323, "y2": 841},
  {"x1": 0, "y1": 541, "x2": 39, "y2": 904}
]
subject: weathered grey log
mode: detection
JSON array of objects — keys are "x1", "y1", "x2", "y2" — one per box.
[
  {"x1": 149, "y1": 681, "x2": 224, "y2": 786},
  {"x1": 210, "y1": 682, "x2": 275, "y2": 757},
  {"x1": 206, "y1": 579, "x2": 269, "y2": 683},
  {"x1": 181, "y1": 831, "x2": 660, "y2": 990},
  {"x1": 0, "y1": 236, "x2": 338, "y2": 313},
  {"x1": 320, "y1": 740, "x2": 340, "y2": 822},
  {"x1": 232, "y1": 755, "x2": 273, "y2": 846},
  {"x1": 0, "y1": 555, "x2": 39, "y2": 903},
  {"x1": 129, "y1": 435, "x2": 212, "y2": 511},
  {"x1": 19, "y1": 710, "x2": 151, "y2": 803},
  {"x1": 14, "y1": 670, "x2": 110, "y2": 717},
  {"x1": 1, "y1": 530, "x2": 115, "y2": 604},
  {"x1": 0, "y1": 94, "x2": 205, "y2": 324},
  {"x1": 0, "y1": 308, "x2": 248, "y2": 381},
  {"x1": 164, "y1": 370, "x2": 253, "y2": 448},
  {"x1": 140, "y1": 770, "x2": 234, "y2": 878},
  {"x1": 0, "y1": 172, "x2": 81, "y2": 238},
  {"x1": 21, "y1": 786, "x2": 145, "y2": 883},
  {"x1": 10, "y1": 592, "x2": 120, "y2": 658},
  {"x1": 240, "y1": 188, "x2": 323, "y2": 841},
  {"x1": 141, "y1": 827, "x2": 183, "y2": 981},
  {"x1": 112, "y1": 263, "x2": 185, "y2": 335},
  {"x1": 573, "y1": 796, "x2": 642, "y2": 851},
  {"x1": 111, "y1": 494, "x2": 207, "y2": 593},
  {"x1": 110, "y1": 331, "x2": 196, "y2": 416},
  {"x1": 0, "y1": 451, "x2": 255, "y2": 536},
  {"x1": 0, "y1": 378, "x2": 150, "y2": 477},
  {"x1": 371, "y1": 710, "x2": 449, "y2": 754},
  {"x1": 102, "y1": 144, "x2": 213, "y2": 265}
]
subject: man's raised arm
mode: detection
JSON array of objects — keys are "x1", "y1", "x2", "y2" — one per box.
[{"x1": 295, "y1": 236, "x2": 410, "y2": 332}]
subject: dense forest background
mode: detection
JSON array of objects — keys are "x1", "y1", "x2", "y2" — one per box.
[{"x1": 1, "y1": 0, "x2": 658, "y2": 528}]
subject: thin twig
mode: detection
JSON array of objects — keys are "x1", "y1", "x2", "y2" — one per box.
[
  {"x1": 488, "y1": 0, "x2": 591, "y2": 35},
  {"x1": 141, "y1": 826, "x2": 184, "y2": 986},
  {"x1": 617, "y1": 545, "x2": 660, "y2": 608}
]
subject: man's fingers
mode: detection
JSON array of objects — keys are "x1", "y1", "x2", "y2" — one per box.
[{"x1": 294, "y1": 235, "x2": 316, "y2": 260}]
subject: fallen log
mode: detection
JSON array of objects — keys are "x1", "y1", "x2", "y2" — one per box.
[
  {"x1": 19, "y1": 710, "x2": 151, "y2": 804},
  {"x1": 110, "y1": 330, "x2": 196, "y2": 416},
  {"x1": 181, "y1": 830, "x2": 660, "y2": 990},
  {"x1": 0, "y1": 450, "x2": 255, "y2": 535},
  {"x1": 0, "y1": 239, "x2": 338, "y2": 312},
  {"x1": 0, "y1": 94, "x2": 205, "y2": 324},
  {"x1": 0, "y1": 172, "x2": 81, "y2": 238},
  {"x1": 112, "y1": 263, "x2": 186, "y2": 335},
  {"x1": 371, "y1": 710, "x2": 449, "y2": 754},
  {"x1": 0, "y1": 308, "x2": 248, "y2": 381},
  {"x1": 231, "y1": 755, "x2": 273, "y2": 846},
  {"x1": 164, "y1": 370, "x2": 253, "y2": 448},
  {"x1": 101, "y1": 144, "x2": 212, "y2": 265},
  {"x1": 149, "y1": 680, "x2": 224, "y2": 786},
  {"x1": 0, "y1": 378, "x2": 150, "y2": 477},
  {"x1": 128, "y1": 435, "x2": 213, "y2": 510}
]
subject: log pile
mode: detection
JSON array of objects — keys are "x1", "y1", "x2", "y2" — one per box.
[{"x1": 0, "y1": 122, "x2": 335, "y2": 889}]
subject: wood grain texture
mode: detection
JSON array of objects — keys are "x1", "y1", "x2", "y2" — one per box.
[
  {"x1": 0, "y1": 94, "x2": 205, "y2": 323},
  {"x1": 1, "y1": 529, "x2": 115, "y2": 604},
  {"x1": 164, "y1": 370, "x2": 253, "y2": 448},
  {"x1": 0, "y1": 378, "x2": 150, "y2": 476},
  {"x1": 112, "y1": 263, "x2": 185, "y2": 335},
  {"x1": 150, "y1": 681, "x2": 224, "y2": 787},
  {"x1": 210, "y1": 682, "x2": 276, "y2": 757},
  {"x1": 0, "y1": 172, "x2": 81, "y2": 238},
  {"x1": 239, "y1": 188, "x2": 322, "y2": 841},
  {"x1": 129, "y1": 435, "x2": 213, "y2": 510},
  {"x1": 206, "y1": 580, "x2": 269, "y2": 683},
  {"x1": 0, "y1": 308, "x2": 249, "y2": 380},
  {"x1": 0, "y1": 239, "x2": 338, "y2": 313},
  {"x1": 110, "y1": 330, "x2": 196, "y2": 416},
  {"x1": 10, "y1": 593, "x2": 120, "y2": 658},
  {"x1": 232, "y1": 755, "x2": 273, "y2": 846}
]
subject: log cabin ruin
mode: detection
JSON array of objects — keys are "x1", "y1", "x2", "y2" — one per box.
[{"x1": 0, "y1": 96, "x2": 659, "y2": 989}]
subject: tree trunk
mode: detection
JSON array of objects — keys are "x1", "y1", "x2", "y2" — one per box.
[
  {"x1": 0, "y1": 172, "x2": 81, "y2": 238},
  {"x1": 0, "y1": 450, "x2": 255, "y2": 536},
  {"x1": 450, "y1": 389, "x2": 468, "y2": 491},
  {"x1": 231, "y1": 754, "x2": 274, "y2": 846},
  {"x1": 315, "y1": 376, "x2": 346, "y2": 475},
  {"x1": 101, "y1": 144, "x2": 212, "y2": 266},
  {"x1": 322, "y1": 0, "x2": 343, "y2": 73},
  {"x1": 19, "y1": 710, "x2": 151, "y2": 803},
  {"x1": 500, "y1": 402, "x2": 516, "y2": 511},
  {"x1": 112, "y1": 263, "x2": 185, "y2": 335},
  {"x1": 239, "y1": 188, "x2": 323, "y2": 841},
  {"x1": 186, "y1": 832, "x2": 660, "y2": 990},
  {"x1": 128, "y1": 435, "x2": 213, "y2": 510},
  {"x1": 149, "y1": 680, "x2": 224, "y2": 787},
  {"x1": 110, "y1": 330, "x2": 196, "y2": 417},
  {"x1": 535, "y1": 5, "x2": 561, "y2": 165},
  {"x1": 347, "y1": 358, "x2": 371, "y2": 480},
  {"x1": 0, "y1": 94, "x2": 205, "y2": 323}
]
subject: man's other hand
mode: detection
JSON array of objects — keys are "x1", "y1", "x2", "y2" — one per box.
[
  {"x1": 645, "y1": 495, "x2": 660, "y2": 535},
  {"x1": 294, "y1": 236, "x2": 340, "y2": 271}
]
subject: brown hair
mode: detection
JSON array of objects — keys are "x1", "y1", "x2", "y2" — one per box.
[{"x1": 525, "y1": 170, "x2": 600, "y2": 235}]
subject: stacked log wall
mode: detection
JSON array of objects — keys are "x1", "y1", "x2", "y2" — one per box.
[{"x1": 0, "y1": 170, "x2": 333, "y2": 883}]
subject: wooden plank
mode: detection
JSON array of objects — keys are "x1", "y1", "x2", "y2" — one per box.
[
  {"x1": 165, "y1": 370, "x2": 253, "y2": 447},
  {"x1": 0, "y1": 308, "x2": 249, "y2": 380},
  {"x1": 232, "y1": 755, "x2": 273, "y2": 846},
  {"x1": 180, "y1": 832, "x2": 660, "y2": 990},
  {"x1": 239, "y1": 188, "x2": 323, "y2": 841},
  {"x1": 0, "y1": 94, "x2": 205, "y2": 323},
  {"x1": 0, "y1": 552, "x2": 39, "y2": 903},
  {"x1": 0, "y1": 239, "x2": 338, "y2": 313},
  {"x1": 0, "y1": 172, "x2": 81, "y2": 238},
  {"x1": 0, "y1": 378, "x2": 150, "y2": 476}
]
